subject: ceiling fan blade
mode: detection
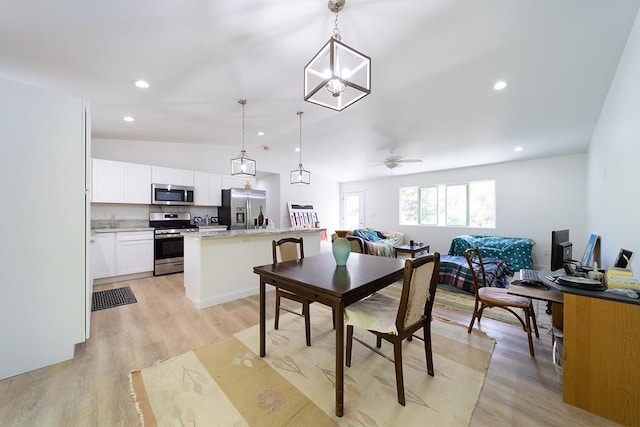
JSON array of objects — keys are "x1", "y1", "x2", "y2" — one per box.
[{"x1": 398, "y1": 159, "x2": 422, "y2": 163}]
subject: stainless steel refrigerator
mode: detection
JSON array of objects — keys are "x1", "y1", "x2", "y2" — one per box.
[{"x1": 219, "y1": 188, "x2": 267, "y2": 230}]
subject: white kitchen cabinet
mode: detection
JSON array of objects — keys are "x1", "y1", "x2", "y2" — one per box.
[
  {"x1": 115, "y1": 231, "x2": 154, "y2": 275},
  {"x1": 92, "y1": 230, "x2": 153, "y2": 280},
  {"x1": 221, "y1": 175, "x2": 255, "y2": 190},
  {"x1": 124, "y1": 163, "x2": 151, "y2": 204},
  {"x1": 92, "y1": 159, "x2": 124, "y2": 203},
  {"x1": 92, "y1": 159, "x2": 151, "y2": 204},
  {"x1": 194, "y1": 172, "x2": 222, "y2": 206},
  {"x1": 91, "y1": 232, "x2": 116, "y2": 279},
  {"x1": 152, "y1": 166, "x2": 194, "y2": 187},
  {"x1": 174, "y1": 168, "x2": 194, "y2": 186}
]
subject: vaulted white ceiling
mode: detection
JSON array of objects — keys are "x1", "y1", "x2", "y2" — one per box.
[{"x1": 1, "y1": 0, "x2": 638, "y2": 182}]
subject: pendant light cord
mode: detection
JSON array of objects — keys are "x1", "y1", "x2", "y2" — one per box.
[
  {"x1": 297, "y1": 111, "x2": 303, "y2": 165},
  {"x1": 239, "y1": 99, "x2": 247, "y2": 152}
]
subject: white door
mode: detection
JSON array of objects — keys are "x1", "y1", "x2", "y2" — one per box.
[{"x1": 342, "y1": 191, "x2": 364, "y2": 230}]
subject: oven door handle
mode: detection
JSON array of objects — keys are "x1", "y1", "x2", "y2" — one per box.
[{"x1": 155, "y1": 234, "x2": 183, "y2": 240}]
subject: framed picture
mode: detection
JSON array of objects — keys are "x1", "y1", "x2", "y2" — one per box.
[
  {"x1": 580, "y1": 234, "x2": 601, "y2": 268},
  {"x1": 614, "y1": 248, "x2": 634, "y2": 269}
]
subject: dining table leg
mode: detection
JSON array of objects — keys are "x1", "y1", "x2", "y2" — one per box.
[
  {"x1": 259, "y1": 277, "x2": 266, "y2": 357},
  {"x1": 335, "y1": 302, "x2": 344, "y2": 417}
]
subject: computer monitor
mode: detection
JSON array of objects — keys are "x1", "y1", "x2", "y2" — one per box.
[{"x1": 551, "y1": 229, "x2": 572, "y2": 272}]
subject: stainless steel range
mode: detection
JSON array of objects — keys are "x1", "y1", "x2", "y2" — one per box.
[{"x1": 150, "y1": 212, "x2": 198, "y2": 276}]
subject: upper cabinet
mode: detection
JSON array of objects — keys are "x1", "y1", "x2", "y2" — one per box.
[
  {"x1": 194, "y1": 172, "x2": 222, "y2": 206},
  {"x1": 92, "y1": 159, "x2": 151, "y2": 204},
  {"x1": 92, "y1": 158, "x2": 251, "y2": 206},
  {"x1": 152, "y1": 166, "x2": 194, "y2": 187}
]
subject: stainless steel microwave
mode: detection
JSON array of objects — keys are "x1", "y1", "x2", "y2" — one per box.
[{"x1": 151, "y1": 183, "x2": 194, "y2": 205}]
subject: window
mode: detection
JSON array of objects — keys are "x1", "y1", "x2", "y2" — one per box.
[{"x1": 399, "y1": 180, "x2": 495, "y2": 228}]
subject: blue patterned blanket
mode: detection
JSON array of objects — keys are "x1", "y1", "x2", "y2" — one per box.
[{"x1": 448, "y1": 235, "x2": 534, "y2": 275}]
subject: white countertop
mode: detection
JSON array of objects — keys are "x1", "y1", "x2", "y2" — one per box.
[
  {"x1": 92, "y1": 227, "x2": 154, "y2": 233},
  {"x1": 183, "y1": 227, "x2": 326, "y2": 239}
]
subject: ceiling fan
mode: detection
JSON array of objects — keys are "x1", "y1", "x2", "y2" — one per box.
[{"x1": 371, "y1": 150, "x2": 422, "y2": 169}]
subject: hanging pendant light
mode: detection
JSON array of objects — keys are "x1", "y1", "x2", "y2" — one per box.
[
  {"x1": 304, "y1": 0, "x2": 371, "y2": 111},
  {"x1": 290, "y1": 111, "x2": 311, "y2": 185},
  {"x1": 230, "y1": 99, "x2": 256, "y2": 176}
]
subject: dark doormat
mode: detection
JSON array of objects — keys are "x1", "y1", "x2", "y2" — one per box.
[{"x1": 92, "y1": 286, "x2": 137, "y2": 312}]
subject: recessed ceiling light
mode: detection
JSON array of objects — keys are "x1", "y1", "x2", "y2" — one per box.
[
  {"x1": 134, "y1": 80, "x2": 150, "y2": 89},
  {"x1": 494, "y1": 80, "x2": 508, "y2": 91},
  {"x1": 514, "y1": 146, "x2": 524, "y2": 152},
  {"x1": 123, "y1": 116, "x2": 135, "y2": 122},
  {"x1": 257, "y1": 131, "x2": 264, "y2": 136},
  {"x1": 295, "y1": 147, "x2": 301, "y2": 152}
]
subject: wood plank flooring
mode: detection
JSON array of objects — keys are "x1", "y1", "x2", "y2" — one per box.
[{"x1": 0, "y1": 273, "x2": 619, "y2": 426}]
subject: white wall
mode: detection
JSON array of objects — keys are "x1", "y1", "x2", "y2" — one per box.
[
  {"x1": 93, "y1": 138, "x2": 340, "y2": 236},
  {"x1": 588, "y1": 9, "x2": 640, "y2": 273},
  {"x1": 1, "y1": 78, "x2": 87, "y2": 379},
  {"x1": 341, "y1": 154, "x2": 587, "y2": 269}
]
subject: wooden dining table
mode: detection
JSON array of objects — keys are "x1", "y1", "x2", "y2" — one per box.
[{"x1": 253, "y1": 252, "x2": 406, "y2": 417}]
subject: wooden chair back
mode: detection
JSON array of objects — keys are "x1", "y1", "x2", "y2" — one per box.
[
  {"x1": 396, "y1": 253, "x2": 440, "y2": 332},
  {"x1": 346, "y1": 236, "x2": 366, "y2": 254},
  {"x1": 272, "y1": 237, "x2": 304, "y2": 263},
  {"x1": 463, "y1": 247, "x2": 488, "y2": 292}
]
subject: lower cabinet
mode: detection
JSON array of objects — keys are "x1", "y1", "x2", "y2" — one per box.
[
  {"x1": 115, "y1": 231, "x2": 154, "y2": 275},
  {"x1": 91, "y1": 231, "x2": 154, "y2": 281},
  {"x1": 92, "y1": 233, "x2": 116, "y2": 279}
]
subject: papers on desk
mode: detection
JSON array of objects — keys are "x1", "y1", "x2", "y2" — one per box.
[
  {"x1": 605, "y1": 267, "x2": 639, "y2": 289},
  {"x1": 556, "y1": 275, "x2": 606, "y2": 291}
]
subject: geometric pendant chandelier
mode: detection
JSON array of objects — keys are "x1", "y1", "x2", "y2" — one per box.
[
  {"x1": 230, "y1": 98, "x2": 256, "y2": 176},
  {"x1": 290, "y1": 111, "x2": 311, "y2": 184},
  {"x1": 304, "y1": 0, "x2": 371, "y2": 111}
]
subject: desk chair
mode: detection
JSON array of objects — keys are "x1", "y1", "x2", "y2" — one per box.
[
  {"x1": 463, "y1": 247, "x2": 539, "y2": 357},
  {"x1": 344, "y1": 253, "x2": 440, "y2": 406},
  {"x1": 272, "y1": 237, "x2": 313, "y2": 346}
]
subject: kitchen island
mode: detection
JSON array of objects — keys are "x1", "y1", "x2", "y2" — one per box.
[{"x1": 182, "y1": 228, "x2": 325, "y2": 308}]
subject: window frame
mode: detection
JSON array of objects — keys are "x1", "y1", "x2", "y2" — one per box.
[{"x1": 399, "y1": 180, "x2": 495, "y2": 228}]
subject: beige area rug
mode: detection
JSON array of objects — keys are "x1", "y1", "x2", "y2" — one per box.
[
  {"x1": 433, "y1": 285, "x2": 553, "y2": 331},
  {"x1": 130, "y1": 307, "x2": 495, "y2": 426}
]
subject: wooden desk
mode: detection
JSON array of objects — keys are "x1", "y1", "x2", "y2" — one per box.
[
  {"x1": 394, "y1": 244, "x2": 430, "y2": 258},
  {"x1": 253, "y1": 252, "x2": 405, "y2": 417},
  {"x1": 510, "y1": 270, "x2": 640, "y2": 425},
  {"x1": 562, "y1": 293, "x2": 640, "y2": 426}
]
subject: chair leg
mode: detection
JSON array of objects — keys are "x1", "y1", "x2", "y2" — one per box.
[
  {"x1": 346, "y1": 325, "x2": 354, "y2": 367},
  {"x1": 524, "y1": 307, "x2": 535, "y2": 357},
  {"x1": 467, "y1": 302, "x2": 479, "y2": 333},
  {"x1": 530, "y1": 304, "x2": 540, "y2": 338},
  {"x1": 424, "y1": 324, "x2": 434, "y2": 376},
  {"x1": 393, "y1": 340, "x2": 406, "y2": 406},
  {"x1": 303, "y1": 302, "x2": 311, "y2": 347},
  {"x1": 274, "y1": 293, "x2": 281, "y2": 330}
]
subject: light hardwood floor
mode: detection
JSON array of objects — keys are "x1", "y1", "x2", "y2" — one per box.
[{"x1": 0, "y1": 273, "x2": 618, "y2": 426}]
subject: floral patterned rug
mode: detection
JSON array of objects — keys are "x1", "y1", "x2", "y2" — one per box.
[{"x1": 130, "y1": 307, "x2": 495, "y2": 426}]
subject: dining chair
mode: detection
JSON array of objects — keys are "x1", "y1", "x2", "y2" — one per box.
[
  {"x1": 463, "y1": 246, "x2": 539, "y2": 357},
  {"x1": 272, "y1": 237, "x2": 313, "y2": 346},
  {"x1": 346, "y1": 235, "x2": 366, "y2": 254},
  {"x1": 344, "y1": 253, "x2": 440, "y2": 406}
]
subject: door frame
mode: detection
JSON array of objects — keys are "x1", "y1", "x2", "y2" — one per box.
[{"x1": 341, "y1": 190, "x2": 365, "y2": 230}]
